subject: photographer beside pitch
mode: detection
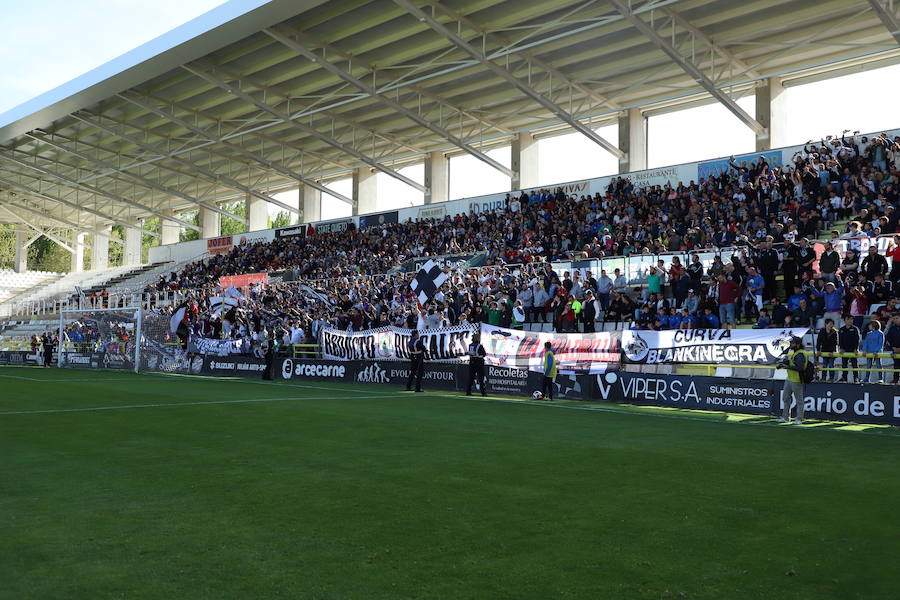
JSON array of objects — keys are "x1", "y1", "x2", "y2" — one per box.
[{"x1": 778, "y1": 336, "x2": 811, "y2": 424}]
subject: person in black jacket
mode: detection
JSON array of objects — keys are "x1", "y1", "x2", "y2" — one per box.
[
  {"x1": 861, "y1": 246, "x2": 889, "y2": 280},
  {"x1": 885, "y1": 314, "x2": 900, "y2": 385},
  {"x1": 818, "y1": 242, "x2": 840, "y2": 283},
  {"x1": 782, "y1": 239, "x2": 800, "y2": 297},
  {"x1": 405, "y1": 330, "x2": 426, "y2": 392},
  {"x1": 816, "y1": 318, "x2": 838, "y2": 382},
  {"x1": 837, "y1": 316, "x2": 861, "y2": 383},
  {"x1": 581, "y1": 291, "x2": 597, "y2": 333},
  {"x1": 465, "y1": 333, "x2": 487, "y2": 396},
  {"x1": 756, "y1": 239, "x2": 781, "y2": 300}
]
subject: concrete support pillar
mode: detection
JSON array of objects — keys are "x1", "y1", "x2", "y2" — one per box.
[
  {"x1": 200, "y1": 206, "x2": 220, "y2": 239},
  {"x1": 91, "y1": 226, "x2": 110, "y2": 271},
  {"x1": 755, "y1": 77, "x2": 786, "y2": 151},
  {"x1": 511, "y1": 132, "x2": 539, "y2": 190},
  {"x1": 124, "y1": 220, "x2": 142, "y2": 266},
  {"x1": 352, "y1": 168, "x2": 378, "y2": 215},
  {"x1": 300, "y1": 184, "x2": 321, "y2": 223},
  {"x1": 160, "y1": 209, "x2": 180, "y2": 245},
  {"x1": 424, "y1": 151, "x2": 449, "y2": 205},
  {"x1": 618, "y1": 108, "x2": 647, "y2": 174},
  {"x1": 245, "y1": 194, "x2": 267, "y2": 231},
  {"x1": 14, "y1": 230, "x2": 29, "y2": 273},
  {"x1": 70, "y1": 231, "x2": 85, "y2": 273}
]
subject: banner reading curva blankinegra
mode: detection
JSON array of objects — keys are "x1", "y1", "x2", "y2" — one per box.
[
  {"x1": 621, "y1": 328, "x2": 809, "y2": 365},
  {"x1": 479, "y1": 324, "x2": 620, "y2": 374},
  {"x1": 320, "y1": 325, "x2": 475, "y2": 361}
]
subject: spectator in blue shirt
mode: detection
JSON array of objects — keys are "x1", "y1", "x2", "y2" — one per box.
[
  {"x1": 755, "y1": 309, "x2": 772, "y2": 329},
  {"x1": 786, "y1": 286, "x2": 808, "y2": 311},
  {"x1": 860, "y1": 321, "x2": 885, "y2": 383}
]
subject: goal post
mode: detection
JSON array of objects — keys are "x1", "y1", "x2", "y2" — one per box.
[{"x1": 58, "y1": 307, "x2": 142, "y2": 373}]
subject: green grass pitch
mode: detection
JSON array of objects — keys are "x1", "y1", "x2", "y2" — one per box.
[{"x1": 1, "y1": 366, "x2": 897, "y2": 599}]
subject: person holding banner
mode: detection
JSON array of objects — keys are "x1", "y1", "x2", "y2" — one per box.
[
  {"x1": 466, "y1": 333, "x2": 487, "y2": 396},
  {"x1": 406, "y1": 330, "x2": 426, "y2": 393},
  {"x1": 542, "y1": 342, "x2": 558, "y2": 401}
]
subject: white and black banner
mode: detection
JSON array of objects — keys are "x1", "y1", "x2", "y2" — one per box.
[
  {"x1": 480, "y1": 324, "x2": 620, "y2": 374},
  {"x1": 621, "y1": 328, "x2": 808, "y2": 365},
  {"x1": 320, "y1": 324, "x2": 475, "y2": 361},
  {"x1": 188, "y1": 336, "x2": 247, "y2": 356}
]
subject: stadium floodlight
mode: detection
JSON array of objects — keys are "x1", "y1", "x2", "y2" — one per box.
[{"x1": 58, "y1": 307, "x2": 142, "y2": 374}]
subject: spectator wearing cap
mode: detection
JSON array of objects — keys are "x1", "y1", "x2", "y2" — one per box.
[{"x1": 811, "y1": 280, "x2": 844, "y2": 326}]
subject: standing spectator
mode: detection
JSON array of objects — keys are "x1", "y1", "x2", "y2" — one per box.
[
  {"x1": 887, "y1": 235, "x2": 900, "y2": 285},
  {"x1": 717, "y1": 274, "x2": 741, "y2": 328},
  {"x1": 597, "y1": 270, "x2": 613, "y2": 311},
  {"x1": 816, "y1": 318, "x2": 838, "y2": 382},
  {"x1": 746, "y1": 267, "x2": 764, "y2": 312},
  {"x1": 837, "y1": 315, "x2": 862, "y2": 383},
  {"x1": 860, "y1": 321, "x2": 885, "y2": 384},
  {"x1": 811, "y1": 280, "x2": 844, "y2": 326},
  {"x1": 885, "y1": 314, "x2": 900, "y2": 385},
  {"x1": 782, "y1": 238, "x2": 800, "y2": 295},
  {"x1": 756, "y1": 239, "x2": 781, "y2": 300},
  {"x1": 582, "y1": 291, "x2": 597, "y2": 333},
  {"x1": 818, "y1": 242, "x2": 840, "y2": 283},
  {"x1": 861, "y1": 245, "x2": 889, "y2": 280}
]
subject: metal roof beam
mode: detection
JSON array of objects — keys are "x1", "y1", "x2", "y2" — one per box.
[
  {"x1": 0, "y1": 151, "x2": 201, "y2": 231},
  {"x1": 392, "y1": 0, "x2": 624, "y2": 160},
  {"x1": 117, "y1": 91, "x2": 353, "y2": 204},
  {"x1": 868, "y1": 0, "x2": 900, "y2": 45},
  {"x1": 423, "y1": 0, "x2": 620, "y2": 111},
  {"x1": 0, "y1": 175, "x2": 159, "y2": 237},
  {"x1": 72, "y1": 111, "x2": 297, "y2": 217},
  {"x1": 264, "y1": 26, "x2": 515, "y2": 178},
  {"x1": 659, "y1": 7, "x2": 760, "y2": 80},
  {"x1": 182, "y1": 64, "x2": 429, "y2": 193},
  {"x1": 24, "y1": 131, "x2": 246, "y2": 224},
  {"x1": 608, "y1": 0, "x2": 766, "y2": 136},
  {"x1": 0, "y1": 205, "x2": 78, "y2": 252}
]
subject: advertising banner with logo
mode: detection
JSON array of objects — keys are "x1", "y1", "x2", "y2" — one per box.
[
  {"x1": 480, "y1": 324, "x2": 620, "y2": 374},
  {"x1": 201, "y1": 356, "x2": 267, "y2": 376},
  {"x1": 314, "y1": 219, "x2": 354, "y2": 234},
  {"x1": 359, "y1": 211, "x2": 399, "y2": 228},
  {"x1": 278, "y1": 358, "x2": 354, "y2": 382},
  {"x1": 275, "y1": 224, "x2": 308, "y2": 239},
  {"x1": 207, "y1": 236, "x2": 233, "y2": 254},
  {"x1": 0, "y1": 350, "x2": 42, "y2": 365},
  {"x1": 219, "y1": 272, "x2": 268, "y2": 291},
  {"x1": 591, "y1": 372, "x2": 900, "y2": 426},
  {"x1": 593, "y1": 371, "x2": 777, "y2": 415},
  {"x1": 320, "y1": 325, "x2": 475, "y2": 361},
  {"x1": 352, "y1": 360, "x2": 461, "y2": 390},
  {"x1": 621, "y1": 328, "x2": 808, "y2": 365}
]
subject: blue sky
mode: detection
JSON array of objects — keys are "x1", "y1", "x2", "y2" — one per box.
[{"x1": 0, "y1": 0, "x2": 229, "y2": 114}]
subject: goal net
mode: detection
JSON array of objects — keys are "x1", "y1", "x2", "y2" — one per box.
[
  {"x1": 57, "y1": 307, "x2": 201, "y2": 374},
  {"x1": 58, "y1": 307, "x2": 142, "y2": 372}
]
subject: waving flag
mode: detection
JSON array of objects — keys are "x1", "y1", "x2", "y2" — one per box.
[{"x1": 409, "y1": 259, "x2": 448, "y2": 305}]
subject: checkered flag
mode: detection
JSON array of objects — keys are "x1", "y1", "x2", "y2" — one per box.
[{"x1": 410, "y1": 260, "x2": 448, "y2": 305}]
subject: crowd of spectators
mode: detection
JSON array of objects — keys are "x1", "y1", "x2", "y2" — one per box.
[{"x1": 130, "y1": 129, "x2": 900, "y2": 380}]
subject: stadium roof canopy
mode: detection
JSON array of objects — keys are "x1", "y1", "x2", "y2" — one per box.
[{"x1": 1, "y1": 0, "x2": 899, "y2": 236}]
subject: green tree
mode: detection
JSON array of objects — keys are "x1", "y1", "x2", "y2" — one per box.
[
  {"x1": 220, "y1": 201, "x2": 247, "y2": 236},
  {"x1": 27, "y1": 236, "x2": 71, "y2": 273},
  {"x1": 109, "y1": 225, "x2": 124, "y2": 267},
  {"x1": 180, "y1": 210, "x2": 200, "y2": 242},
  {"x1": 142, "y1": 218, "x2": 161, "y2": 264},
  {"x1": 0, "y1": 224, "x2": 15, "y2": 270},
  {"x1": 268, "y1": 210, "x2": 291, "y2": 229}
]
